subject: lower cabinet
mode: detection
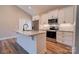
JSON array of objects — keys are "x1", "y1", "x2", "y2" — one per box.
[
  {"x1": 36, "y1": 33, "x2": 46, "y2": 53},
  {"x1": 16, "y1": 34, "x2": 36, "y2": 54},
  {"x1": 57, "y1": 31, "x2": 73, "y2": 46},
  {"x1": 16, "y1": 33, "x2": 46, "y2": 54}
]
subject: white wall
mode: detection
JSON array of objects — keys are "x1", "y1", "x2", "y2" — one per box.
[{"x1": 0, "y1": 6, "x2": 32, "y2": 39}]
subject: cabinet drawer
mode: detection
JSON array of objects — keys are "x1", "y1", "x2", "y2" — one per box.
[
  {"x1": 57, "y1": 31, "x2": 73, "y2": 46},
  {"x1": 63, "y1": 32, "x2": 73, "y2": 36},
  {"x1": 63, "y1": 39, "x2": 73, "y2": 46},
  {"x1": 62, "y1": 32, "x2": 73, "y2": 46}
]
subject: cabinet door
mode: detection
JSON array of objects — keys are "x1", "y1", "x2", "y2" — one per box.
[
  {"x1": 57, "y1": 32, "x2": 73, "y2": 46},
  {"x1": 40, "y1": 13, "x2": 48, "y2": 25},
  {"x1": 58, "y1": 8, "x2": 64, "y2": 24},
  {"x1": 32, "y1": 15, "x2": 40, "y2": 21},
  {"x1": 36, "y1": 33, "x2": 46, "y2": 53},
  {"x1": 63, "y1": 32, "x2": 73, "y2": 46},
  {"x1": 58, "y1": 6, "x2": 74, "y2": 24},
  {"x1": 57, "y1": 32, "x2": 63, "y2": 43},
  {"x1": 48, "y1": 9, "x2": 58, "y2": 19},
  {"x1": 64, "y1": 6, "x2": 74, "y2": 23}
]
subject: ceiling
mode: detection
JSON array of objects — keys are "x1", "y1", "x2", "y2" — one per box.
[{"x1": 17, "y1": 5, "x2": 68, "y2": 16}]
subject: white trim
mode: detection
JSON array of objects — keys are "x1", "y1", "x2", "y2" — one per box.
[
  {"x1": 72, "y1": 5, "x2": 77, "y2": 54},
  {"x1": 72, "y1": 47, "x2": 76, "y2": 54},
  {"x1": 0, "y1": 36, "x2": 16, "y2": 40}
]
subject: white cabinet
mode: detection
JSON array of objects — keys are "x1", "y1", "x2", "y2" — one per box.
[
  {"x1": 40, "y1": 13, "x2": 48, "y2": 25},
  {"x1": 57, "y1": 31, "x2": 63, "y2": 43},
  {"x1": 48, "y1": 9, "x2": 58, "y2": 19},
  {"x1": 58, "y1": 6, "x2": 74, "y2": 24},
  {"x1": 57, "y1": 31, "x2": 73, "y2": 46},
  {"x1": 39, "y1": 6, "x2": 75, "y2": 25},
  {"x1": 39, "y1": 9, "x2": 58, "y2": 25},
  {"x1": 36, "y1": 33, "x2": 46, "y2": 53},
  {"x1": 57, "y1": 6, "x2": 75, "y2": 47},
  {"x1": 32, "y1": 15, "x2": 40, "y2": 21},
  {"x1": 39, "y1": 13, "x2": 48, "y2": 30},
  {"x1": 63, "y1": 32, "x2": 73, "y2": 46},
  {"x1": 64, "y1": 6, "x2": 74, "y2": 23},
  {"x1": 39, "y1": 9, "x2": 58, "y2": 30},
  {"x1": 58, "y1": 8, "x2": 64, "y2": 24}
]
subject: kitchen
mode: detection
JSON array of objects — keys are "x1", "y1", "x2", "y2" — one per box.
[
  {"x1": 0, "y1": 5, "x2": 76, "y2": 54},
  {"x1": 16, "y1": 5, "x2": 75, "y2": 54}
]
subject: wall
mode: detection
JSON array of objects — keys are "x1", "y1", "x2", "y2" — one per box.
[
  {"x1": 75, "y1": 5, "x2": 79, "y2": 54},
  {"x1": 0, "y1": 6, "x2": 32, "y2": 39}
]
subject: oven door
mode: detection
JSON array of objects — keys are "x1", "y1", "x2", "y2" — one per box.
[{"x1": 46, "y1": 31, "x2": 56, "y2": 39}]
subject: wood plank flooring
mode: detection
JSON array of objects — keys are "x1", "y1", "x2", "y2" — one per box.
[
  {"x1": 0, "y1": 38, "x2": 28, "y2": 54},
  {"x1": 0, "y1": 38, "x2": 72, "y2": 54},
  {"x1": 46, "y1": 38, "x2": 72, "y2": 54}
]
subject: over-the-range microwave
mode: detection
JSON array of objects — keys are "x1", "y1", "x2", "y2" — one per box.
[{"x1": 48, "y1": 18, "x2": 58, "y2": 25}]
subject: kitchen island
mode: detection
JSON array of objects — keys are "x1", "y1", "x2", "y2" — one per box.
[{"x1": 16, "y1": 31, "x2": 46, "y2": 54}]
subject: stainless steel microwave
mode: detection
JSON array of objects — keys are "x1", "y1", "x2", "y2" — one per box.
[{"x1": 48, "y1": 18, "x2": 58, "y2": 24}]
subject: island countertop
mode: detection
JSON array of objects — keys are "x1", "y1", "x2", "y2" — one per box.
[{"x1": 16, "y1": 30, "x2": 46, "y2": 36}]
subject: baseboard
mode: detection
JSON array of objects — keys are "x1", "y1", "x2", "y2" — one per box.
[{"x1": 0, "y1": 36, "x2": 16, "y2": 40}]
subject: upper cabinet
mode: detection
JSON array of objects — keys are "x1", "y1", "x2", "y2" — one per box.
[
  {"x1": 40, "y1": 13, "x2": 48, "y2": 25},
  {"x1": 39, "y1": 13, "x2": 49, "y2": 30},
  {"x1": 58, "y1": 8, "x2": 64, "y2": 24},
  {"x1": 58, "y1": 6, "x2": 74, "y2": 24},
  {"x1": 32, "y1": 15, "x2": 40, "y2": 21},
  {"x1": 64, "y1": 6, "x2": 74, "y2": 23},
  {"x1": 39, "y1": 9, "x2": 58, "y2": 25},
  {"x1": 39, "y1": 6, "x2": 75, "y2": 29},
  {"x1": 48, "y1": 9, "x2": 58, "y2": 19}
]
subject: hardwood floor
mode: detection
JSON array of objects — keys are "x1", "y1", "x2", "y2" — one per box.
[
  {"x1": 0, "y1": 38, "x2": 28, "y2": 54},
  {"x1": 0, "y1": 38, "x2": 72, "y2": 54},
  {"x1": 46, "y1": 38, "x2": 72, "y2": 54}
]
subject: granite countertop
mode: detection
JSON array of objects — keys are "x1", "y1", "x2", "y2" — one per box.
[{"x1": 16, "y1": 30, "x2": 46, "y2": 36}]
